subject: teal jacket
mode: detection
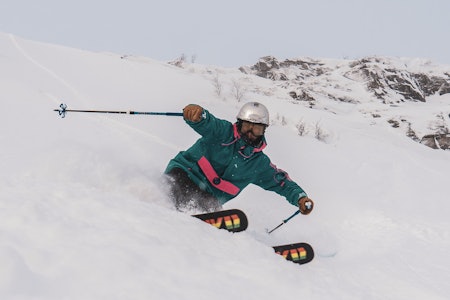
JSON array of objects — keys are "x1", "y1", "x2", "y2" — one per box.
[{"x1": 165, "y1": 109, "x2": 307, "y2": 206}]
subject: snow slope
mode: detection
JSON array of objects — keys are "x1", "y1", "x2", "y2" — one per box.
[{"x1": 1, "y1": 33, "x2": 450, "y2": 300}]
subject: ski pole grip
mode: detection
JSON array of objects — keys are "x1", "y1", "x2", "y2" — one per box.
[{"x1": 305, "y1": 201, "x2": 312, "y2": 210}]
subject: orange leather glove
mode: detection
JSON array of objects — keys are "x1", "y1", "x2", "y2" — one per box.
[
  {"x1": 298, "y1": 197, "x2": 314, "y2": 215},
  {"x1": 183, "y1": 104, "x2": 203, "y2": 122}
]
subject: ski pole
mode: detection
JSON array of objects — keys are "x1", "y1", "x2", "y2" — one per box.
[
  {"x1": 53, "y1": 103, "x2": 183, "y2": 118},
  {"x1": 267, "y1": 210, "x2": 301, "y2": 234}
]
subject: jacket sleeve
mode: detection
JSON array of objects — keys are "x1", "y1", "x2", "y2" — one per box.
[
  {"x1": 254, "y1": 156, "x2": 307, "y2": 206},
  {"x1": 186, "y1": 109, "x2": 231, "y2": 138}
]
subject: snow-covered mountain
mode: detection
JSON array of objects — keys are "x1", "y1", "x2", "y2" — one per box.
[
  {"x1": 239, "y1": 55, "x2": 450, "y2": 150},
  {"x1": 1, "y1": 33, "x2": 449, "y2": 300}
]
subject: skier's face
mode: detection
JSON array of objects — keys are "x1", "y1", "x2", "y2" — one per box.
[{"x1": 240, "y1": 121, "x2": 266, "y2": 142}]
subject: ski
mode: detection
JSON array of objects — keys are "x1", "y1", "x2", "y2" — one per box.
[
  {"x1": 193, "y1": 210, "x2": 314, "y2": 265},
  {"x1": 192, "y1": 209, "x2": 248, "y2": 233},
  {"x1": 273, "y1": 242, "x2": 314, "y2": 265}
]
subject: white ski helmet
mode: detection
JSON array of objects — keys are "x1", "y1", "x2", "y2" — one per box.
[{"x1": 236, "y1": 102, "x2": 270, "y2": 126}]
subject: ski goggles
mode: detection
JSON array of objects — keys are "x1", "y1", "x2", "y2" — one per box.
[{"x1": 241, "y1": 120, "x2": 266, "y2": 136}]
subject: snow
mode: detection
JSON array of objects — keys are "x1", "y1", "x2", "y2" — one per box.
[{"x1": 1, "y1": 33, "x2": 450, "y2": 300}]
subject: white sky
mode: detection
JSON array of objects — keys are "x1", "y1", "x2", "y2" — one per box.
[{"x1": 1, "y1": 0, "x2": 449, "y2": 67}]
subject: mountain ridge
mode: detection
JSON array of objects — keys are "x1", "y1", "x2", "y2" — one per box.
[{"x1": 236, "y1": 55, "x2": 450, "y2": 149}]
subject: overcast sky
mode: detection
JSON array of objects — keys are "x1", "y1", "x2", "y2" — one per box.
[{"x1": 1, "y1": 0, "x2": 449, "y2": 67}]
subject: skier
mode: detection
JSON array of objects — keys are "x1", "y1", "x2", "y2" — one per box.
[{"x1": 165, "y1": 102, "x2": 314, "y2": 214}]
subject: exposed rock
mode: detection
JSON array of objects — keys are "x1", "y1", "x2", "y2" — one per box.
[
  {"x1": 244, "y1": 56, "x2": 450, "y2": 103},
  {"x1": 250, "y1": 56, "x2": 286, "y2": 80},
  {"x1": 240, "y1": 55, "x2": 450, "y2": 151},
  {"x1": 346, "y1": 57, "x2": 450, "y2": 102},
  {"x1": 387, "y1": 119, "x2": 400, "y2": 128},
  {"x1": 421, "y1": 134, "x2": 450, "y2": 150},
  {"x1": 289, "y1": 90, "x2": 315, "y2": 102},
  {"x1": 248, "y1": 56, "x2": 327, "y2": 81}
]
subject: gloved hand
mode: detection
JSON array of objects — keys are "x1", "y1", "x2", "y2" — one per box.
[
  {"x1": 298, "y1": 197, "x2": 314, "y2": 215},
  {"x1": 183, "y1": 104, "x2": 203, "y2": 122}
]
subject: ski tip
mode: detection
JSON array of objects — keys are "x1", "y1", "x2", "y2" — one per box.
[
  {"x1": 193, "y1": 209, "x2": 248, "y2": 233},
  {"x1": 273, "y1": 242, "x2": 314, "y2": 265}
]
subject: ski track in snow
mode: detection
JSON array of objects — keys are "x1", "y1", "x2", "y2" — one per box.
[
  {"x1": 9, "y1": 33, "x2": 181, "y2": 151},
  {"x1": 9, "y1": 33, "x2": 81, "y2": 103}
]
